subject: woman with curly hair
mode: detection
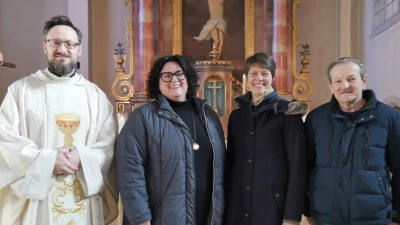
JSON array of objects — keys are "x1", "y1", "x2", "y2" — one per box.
[{"x1": 116, "y1": 55, "x2": 226, "y2": 225}]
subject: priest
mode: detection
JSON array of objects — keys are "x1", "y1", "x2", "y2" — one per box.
[{"x1": 0, "y1": 15, "x2": 118, "y2": 225}]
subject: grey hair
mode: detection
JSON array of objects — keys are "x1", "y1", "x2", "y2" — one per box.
[{"x1": 327, "y1": 57, "x2": 365, "y2": 82}]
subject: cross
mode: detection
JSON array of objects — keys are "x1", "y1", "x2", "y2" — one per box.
[{"x1": 207, "y1": 80, "x2": 222, "y2": 115}]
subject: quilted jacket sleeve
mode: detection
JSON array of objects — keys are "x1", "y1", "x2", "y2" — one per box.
[{"x1": 115, "y1": 108, "x2": 151, "y2": 225}]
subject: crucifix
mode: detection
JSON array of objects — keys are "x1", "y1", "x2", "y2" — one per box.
[
  {"x1": 207, "y1": 80, "x2": 222, "y2": 115},
  {"x1": 0, "y1": 51, "x2": 16, "y2": 68}
]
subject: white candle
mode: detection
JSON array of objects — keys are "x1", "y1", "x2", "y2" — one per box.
[
  {"x1": 242, "y1": 74, "x2": 246, "y2": 95},
  {"x1": 118, "y1": 115, "x2": 126, "y2": 134}
]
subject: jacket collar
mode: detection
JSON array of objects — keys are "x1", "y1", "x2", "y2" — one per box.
[
  {"x1": 156, "y1": 94, "x2": 209, "y2": 125},
  {"x1": 234, "y1": 90, "x2": 278, "y2": 108},
  {"x1": 156, "y1": 95, "x2": 206, "y2": 112},
  {"x1": 329, "y1": 89, "x2": 377, "y2": 114},
  {"x1": 234, "y1": 90, "x2": 306, "y2": 115},
  {"x1": 329, "y1": 89, "x2": 377, "y2": 123}
]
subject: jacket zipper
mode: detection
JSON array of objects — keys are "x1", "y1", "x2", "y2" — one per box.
[
  {"x1": 363, "y1": 126, "x2": 369, "y2": 166},
  {"x1": 160, "y1": 105, "x2": 197, "y2": 223},
  {"x1": 162, "y1": 103, "x2": 218, "y2": 223},
  {"x1": 329, "y1": 126, "x2": 334, "y2": 165}
]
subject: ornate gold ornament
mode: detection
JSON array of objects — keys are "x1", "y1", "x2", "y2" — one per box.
[
  {"x1": 112, "y1": 0, "x2": 135, "y2": 103},
  {"x1": 51, "y1": 177, "x2": 86, "y2": 221},
  {"x1": 245, "y1": 0, "x2": 254, "y2": 60},
  {"x1": 292, "y1": 0, "x2": 313, "y2": 101},
  {"x1": 172, "y1": 0, "x2": 182, "y2": 55},
  {"x1": 52, "y1": 114, "x2": 86, "y2": 223}
]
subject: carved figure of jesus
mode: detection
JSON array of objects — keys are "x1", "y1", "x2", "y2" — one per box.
[{"x1": 194, "y1": 0, "x2": 227, "y2": 60}]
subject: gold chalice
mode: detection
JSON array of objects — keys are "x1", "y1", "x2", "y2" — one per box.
[{"x1": 55, "y1": 114, "x2": 80, "y2": 147}]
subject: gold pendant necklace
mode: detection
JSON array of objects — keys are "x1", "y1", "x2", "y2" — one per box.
[{"x1": 191, "y1": 110, "x2": 200, "y2": 150}]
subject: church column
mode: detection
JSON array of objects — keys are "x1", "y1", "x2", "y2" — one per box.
[
  {"x1": 272, "y1": 0, "x2": 288, "y2": 93},
  {"x1": 133, "y1": 0, "x2": 154, "y2": 93}
]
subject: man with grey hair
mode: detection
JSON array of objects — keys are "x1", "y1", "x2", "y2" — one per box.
[
  {"x1": 0, "y1": 15, "x2": 118, "y2": 224},
  {"x1": 304, "y1": 57, "x2": 400, "y2": 225}
]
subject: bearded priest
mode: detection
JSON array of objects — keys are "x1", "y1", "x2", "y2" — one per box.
[{"x1": 0, "y1": 15, "x2": 118, "y2": 225}]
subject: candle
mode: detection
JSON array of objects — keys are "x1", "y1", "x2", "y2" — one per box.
[
  {"x1": 242, "y1": 74, "x2": 246, "y2": 95},
  {"x1": 118, "y1": 114, "x2": 126, "y2": 133}
]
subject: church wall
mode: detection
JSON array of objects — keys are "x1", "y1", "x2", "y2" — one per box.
[
  {"x1": 89, "y1": 0, "x2": 129, "y2": 102},
  {"x1": 296, "y1": 0, "x2": 338, "y2": 111},
  {"x1": 0, "y1": 0, "x2": 128, "y2": 104},
  {"x1": 0, "y1": 0, "x2": 68, "y2": 102},
  {"x1": 364, "y1": 1, "x2": 400, "y2": 107}
]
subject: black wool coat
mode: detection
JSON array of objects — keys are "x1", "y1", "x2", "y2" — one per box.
[{"x1": 223, "y1": 91, "x2": 307, "y2": 225}]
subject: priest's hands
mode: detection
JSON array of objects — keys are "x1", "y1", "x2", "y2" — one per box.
[
  {"x1": 53, "y1": 146, "x2": 80, "y2": 175},
  {"x1": 139, "y1": 222, "x2": 150, "y2": 225},
  {"x1": 65, "y1": 147, "x2": 81, "y2": 169}
]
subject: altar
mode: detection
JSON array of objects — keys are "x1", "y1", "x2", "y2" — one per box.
[{"x1": 112, "y1": 0, "x2": 312, "y2": 139}]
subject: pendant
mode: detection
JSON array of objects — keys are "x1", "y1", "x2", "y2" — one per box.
[{"x1": 193, "y1": 142, "x2": 200, "y2": 151}]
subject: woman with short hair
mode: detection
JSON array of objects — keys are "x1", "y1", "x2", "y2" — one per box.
[{"x1": 223, "y1": 52, "x2": 307, "y2": 225}]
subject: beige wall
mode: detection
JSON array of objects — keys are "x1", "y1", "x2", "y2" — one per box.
[
  {"x1": 89, "y1": 0, "x2": 129, "y2": 102},
  {"x1": 0, "y1": 0, "x2": 128, "y2": 104},
  {"x1": 295, "y1": 0, "x2": 364, "y2": 111},
  {"x1": 0, "y1": 0, "x2": 68, "y2": 101},
  {"x1": 296, "y1": 0, "x2": 338, "y2": 111}
]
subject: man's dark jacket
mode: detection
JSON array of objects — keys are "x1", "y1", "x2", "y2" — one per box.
[
  {"x1": 223, "y1": 91, "x2": 307, "y2": 225},
  {"x1": 305, "y1": 90, "x2": 400, "y2": 225},
  {"x1": 115, "y1": 95, "x2": 225, "y2": 225}
]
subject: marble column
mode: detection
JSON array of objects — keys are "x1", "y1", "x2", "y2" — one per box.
[
  {"x1": 272, "y1": 0, "x2": 288, "y2": 92},
  {"x1": 133, "y1": 0, "x2": 155, "y2": 93}
]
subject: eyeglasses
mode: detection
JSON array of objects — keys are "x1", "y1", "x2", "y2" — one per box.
[
  {"x1": 160, "y1": 70, "x2": 186, "y2": 82},
  {"x1": 46, "y1": 39, "x2": 80, "y2": 50}
]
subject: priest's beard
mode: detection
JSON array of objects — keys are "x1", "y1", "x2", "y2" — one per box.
[{"x1": 47, "y1": 56, "x2": 77, "y2": 77}]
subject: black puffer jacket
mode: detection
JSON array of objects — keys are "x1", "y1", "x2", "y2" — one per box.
[
  {"x1": 305, "y1": 90, "x2": 400, "y2": 224},
  {"x1": 116, "y1": 95, "x2": 225, "y2": 225}
]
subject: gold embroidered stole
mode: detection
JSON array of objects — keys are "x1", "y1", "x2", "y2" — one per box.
[{"x1": 45, "y1": 82, "x2": 90, "y2": 225}]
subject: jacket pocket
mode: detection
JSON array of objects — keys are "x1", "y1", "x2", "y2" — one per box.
[
  {"x1": 376, "y1": 171, "x2": 392, "y2": 207},
  {"x1": 272, "y1": 180, "x2": 287, "y2": 211}
]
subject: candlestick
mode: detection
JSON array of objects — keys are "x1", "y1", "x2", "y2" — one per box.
[
  {"x1": 118, "y1": 114, "x2": 126, "y2": 134},
  {"x1": 242, "y1": 74, "x2": 246, "y2": 95}
]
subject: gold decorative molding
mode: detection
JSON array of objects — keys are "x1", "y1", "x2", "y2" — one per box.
[
  {"x1": 292, "y1": 0, "x2": 313, "y2": 101},
  {"x1": 245, "y1": 0, "x2": 254, "y2": 60},
  {"x1": 172, "y1": 0, "x2": 182, "y2": 55},
  {"x1": 116, "y1": 101, "x2": 132, "y2": 113},
  {"x1": 112, "y1": 1, "x2": 135, "y2": 102},
  {"x1": 195, "y1": 60, "x2": 234, "y2": 66},
  {"x1": 232, "y1": 76, "x2": 250, "y2": 92},
  {"x1": 205, "y1": 75, "x2": 224, "y2": 83},
  {"x1": 172, "y1": 0, "x2": 254, "y2": 59},
  {"x1": 194, "y1": 60, "x2": 236, "y2": 72}
]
